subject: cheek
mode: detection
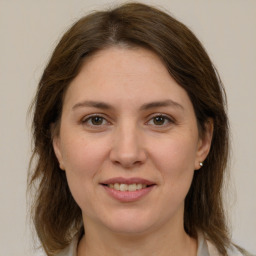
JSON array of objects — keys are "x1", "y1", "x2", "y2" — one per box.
[
  {"x1": 62, "y1": 136, "x2": 108, "y2": 176},
  {"x1": 61, "y1": 137, "x2": 110, "y2": 210},
  {"x1": 150, "y1": 134, "x2": 198, "y2": 176},
  {"x1": 149, "y1": 134, "x2": 198, "y2": 198}
]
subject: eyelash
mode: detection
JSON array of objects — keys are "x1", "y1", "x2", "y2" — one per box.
[
  {"x1": 146, "y1": 114, "x2": 174, "y2": 127},
  {"x1": 81, "y1": 113, "x2": 174, "y2": 129},
  {"x1": 81, "y1": 114, "x2": 109, "y2": 127}
]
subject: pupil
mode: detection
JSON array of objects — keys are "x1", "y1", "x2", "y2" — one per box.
[
  {"x1": 154, "y1": 116, "x2": 164, "y2": 125},
  {"x1": 92, "y1": 117, "x2": 103, "y2": 125}
]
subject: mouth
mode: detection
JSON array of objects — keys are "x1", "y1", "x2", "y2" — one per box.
[
  {"x1": 101, "y1": 183, "x2": 153, "y2": 191},
  {"x1": 100, "y1": 177, "x2": 156, "y2": 202}
]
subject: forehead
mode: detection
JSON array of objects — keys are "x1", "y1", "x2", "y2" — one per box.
[
  {"x1": 63, "y1": 46, "x2": 192, "y2": 111},
  {"x1": 79, "y1": 46, "x2": 169, "y2": 82}
]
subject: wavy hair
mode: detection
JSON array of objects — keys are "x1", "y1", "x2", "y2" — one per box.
[{"x1": 28, "y1": 3, "x2": 231, "y2": 255}]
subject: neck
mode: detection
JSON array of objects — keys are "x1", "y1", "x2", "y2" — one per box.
[{"x1": 77, "y1": 216, "x2": 197, "y2": 256}]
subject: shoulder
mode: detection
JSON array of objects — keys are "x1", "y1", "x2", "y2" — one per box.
[
  {"x1": 197, "y1": 231, "x2": 250, "y2": 256},
  {"x1": 206, "y1": 239, "x2": 253, "y2": 256}
]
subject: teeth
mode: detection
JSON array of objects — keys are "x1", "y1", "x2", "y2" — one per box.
[
  {"x1": 114, "y1": 183, "x2": 120, "y2": 190},
  {"x1": 108, "y1": 183, "x2": 148, "y2": 191},
  {"x1": 137, "y1": 184, "x2": 142, "y2": 189},
  {"x1": 119, "y1": 184, "x2": 128, "y2": 191},
  {"x1": 128, "y1": 184, "x2": 136, "y2": 191}
]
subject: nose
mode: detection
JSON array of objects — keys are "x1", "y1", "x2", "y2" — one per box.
[{"x1": 109, "y1": 123, "x2": 147, "y2": 168}]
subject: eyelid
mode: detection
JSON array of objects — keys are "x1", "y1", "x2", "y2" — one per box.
[
  {"x1": 146, "y1": 113, "x2": 175, "y2": 126},
  {"x1": 81, "y1": 113, "x2": 111, "y2": 127},
  {"x1": 82, "y1": 113, "x2": 106, "y2": 120},
  {"x1": 80, "y1": 113, "x2": 175, "y2": 129}
]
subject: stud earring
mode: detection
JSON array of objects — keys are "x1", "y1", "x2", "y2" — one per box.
[{"x1": 199, "y1": 162, "x2": 203, "y2": 167}]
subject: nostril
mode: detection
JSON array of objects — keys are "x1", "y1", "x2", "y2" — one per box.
[
  {"x1": 109, "y1": 142, "x2": 147, "y2": 168},
  {"x1": 115, "y1": 160, "x2": 143, "y2": 169}
]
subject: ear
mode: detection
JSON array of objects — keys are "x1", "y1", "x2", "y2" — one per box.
[
  {"x1": 195, "y1": 118, "x2": 214, "y2": 170},
  {"x1": 51, "y1": 125, "x2": 65, "y2": 171}
]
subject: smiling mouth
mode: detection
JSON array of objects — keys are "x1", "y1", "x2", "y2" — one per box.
[
  {"x1": 101, "y1": 183, "x2": 153, "y2": 192},
  {"x1": 100, "y1": 178, "x2": 156, "y2": 202}
]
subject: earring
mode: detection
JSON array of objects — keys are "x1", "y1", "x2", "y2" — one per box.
[{"x1": 199, "y1": 162, "x2": 203, "y2": 167}]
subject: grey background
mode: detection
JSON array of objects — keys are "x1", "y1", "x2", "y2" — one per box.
[{"x1": 0, "y1": 0, "x2": 255, "y2": 255}]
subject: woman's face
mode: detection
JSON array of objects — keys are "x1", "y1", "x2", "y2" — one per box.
[{"x1": 53, "y1": 47, "x2": 212, "y2": 235}]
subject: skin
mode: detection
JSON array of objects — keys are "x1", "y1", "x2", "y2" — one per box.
[{"x1": 53, "y1": 46, "x2": 213, "y2": 256}]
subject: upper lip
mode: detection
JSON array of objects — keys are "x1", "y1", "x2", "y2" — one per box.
[{"x1": 101, "y1": 177, "x2": 156, "y2": 185}]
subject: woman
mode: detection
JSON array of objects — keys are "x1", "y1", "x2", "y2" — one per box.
[{"x1": 28, "y1": 3, "x2": 251, "y2": 256}]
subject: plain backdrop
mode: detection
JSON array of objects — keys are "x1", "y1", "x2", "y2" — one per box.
[{"x1": 0, "y1": 0, "x2": 255, "y2": 255}]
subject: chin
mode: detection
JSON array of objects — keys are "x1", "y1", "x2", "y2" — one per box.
[
  {"x1": 98, "y1": 210, "x2": 159, "y2": 235},
  {"x1": 106, "y1": 222, "x2": 153, "y2": 235}
]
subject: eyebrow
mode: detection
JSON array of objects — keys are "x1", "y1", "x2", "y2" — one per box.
[
  {"x1": 72, "y1": 101, "x2": 113, "y2": 110},
  {"x1": 72, "y1": 99, "x2": 184, "y2": 111},
  {"x1": 139, "y1": 99, "x2": 184, "y2": 111}
]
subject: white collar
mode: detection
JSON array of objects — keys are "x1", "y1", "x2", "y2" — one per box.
[{"x1": 58, "y1": 232, "x2": 243, "y2": 256}]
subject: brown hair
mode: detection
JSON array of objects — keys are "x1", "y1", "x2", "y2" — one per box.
[{"x1": 28, "y1": 2, "x2": 231, "y2": 255}]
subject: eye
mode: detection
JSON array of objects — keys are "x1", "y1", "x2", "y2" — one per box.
[
  {"x1": 147, "y1": 114, "x2": 174, "y2": 127},
  {"x1": 82, "y1": 115, "x2": 109, "y2": 127}
]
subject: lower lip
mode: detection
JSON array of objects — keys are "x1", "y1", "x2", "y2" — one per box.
[{"x1": 102, "y1": 185, "x2": 155, "y2": 202}]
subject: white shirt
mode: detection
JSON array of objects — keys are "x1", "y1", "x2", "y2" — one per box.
[{"x1": 57, "y1": 232, "x2": 244, "y2": 256}]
